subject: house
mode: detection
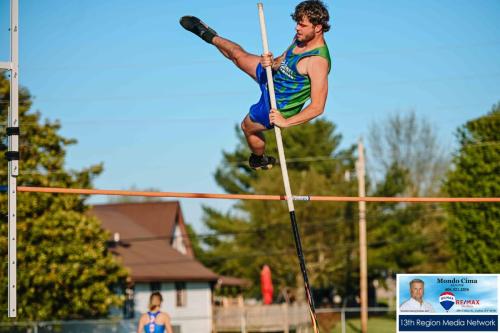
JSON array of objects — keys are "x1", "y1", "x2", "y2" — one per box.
[{"x1": 90, "y1": 201, "x2": 219, "y2": 333}]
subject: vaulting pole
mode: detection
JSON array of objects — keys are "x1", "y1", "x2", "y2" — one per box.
[{"x1": 257, "y1": 4, "x2": 319, "y2": 332}]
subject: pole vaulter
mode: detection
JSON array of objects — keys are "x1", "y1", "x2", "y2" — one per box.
[{"x1": 257, "y1": 4, "x2": 320, "y2": 332}]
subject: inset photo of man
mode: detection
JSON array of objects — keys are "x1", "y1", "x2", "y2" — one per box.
[{"x1": 399, "y1": 278, "x2": 435, "y2": 312}]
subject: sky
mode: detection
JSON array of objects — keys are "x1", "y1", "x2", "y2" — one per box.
[{"x1": 0, "y1": 0, "x2": 499, "y2": 231}]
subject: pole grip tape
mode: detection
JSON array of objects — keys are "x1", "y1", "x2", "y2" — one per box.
[
  {"x1": 5, "y1": 127, "x2": 20, "y2": 160},
  {"x1": 6, "y1": 127, "x2": 19, "y2": 136},
  {"x1": 5, "y1": 151, "x2": 19, "y2": 161}
]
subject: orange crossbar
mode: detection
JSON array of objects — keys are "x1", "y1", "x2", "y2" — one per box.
[{"x1": 16, "y1": 186, "x2": 500, "y2": 203}]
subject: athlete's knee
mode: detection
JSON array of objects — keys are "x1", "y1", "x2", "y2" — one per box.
[
  {"x1": 241, "y1": 117, "x2": 256, "y2": 135},
  {"x1": 241, "y1": 119, "x2": 249, "y2": 134},
  {"x1": 229, "y1": 44, "x2": 248, "y2": 62}
]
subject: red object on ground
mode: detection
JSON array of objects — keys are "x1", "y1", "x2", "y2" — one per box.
[{"x1": 260, "y1": 265, "x2": 274, "y2": 305}]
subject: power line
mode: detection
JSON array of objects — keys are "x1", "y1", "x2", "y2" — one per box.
[
  {"x1": 117, "y1": 232, "x2": 449, "y2": 267},
  {"x1": 334, "y1": 73, "x2": 500, "y2": 89},
  {"x1": 0, "y1": 117, "x2": 232, "y2": 125},
  {"x1": 0, "y1": 105, "x2": 492, "y2": 127},
  {"x1": 16, "y1": 40, "x2": 500, "y2": 72},
  {"x1": 0, "y1": 72, "x2": 499, "y2": 105},
  {"x1": 106, "y1": 209, "x2": 449, "y2": 245},
  {"x1": 0, "y1": 141, "x2": 496, "y2": 176},
  {"x1": 333, "y1": 40, "x2": 500, "y2": 58}
]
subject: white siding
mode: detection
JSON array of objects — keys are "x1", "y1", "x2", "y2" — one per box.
[
  {"x1": 172, "y1": 224, "x2": 187, "y2": 255},
  {"x1": 135, "y1": 282, "x2": 212, "y2": 333}
]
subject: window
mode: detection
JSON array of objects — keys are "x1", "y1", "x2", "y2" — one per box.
[
  {"x1": 150, "y1": 282, "x2": 161, "y2": 292},
  {"x1": 123, "y1": 284, "x2": 135, "y2": 319},
  {"x1": 175, "y1": 282, "x2": 187, "y2": 307}
]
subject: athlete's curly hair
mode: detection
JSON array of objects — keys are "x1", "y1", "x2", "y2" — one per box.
[{"x1": 291, "y1": 0, "x2": 330, "y2": 32}]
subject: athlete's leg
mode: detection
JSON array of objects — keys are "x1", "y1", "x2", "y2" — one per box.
[
  {"x1": 181, "y1": 16, "x2": 274, "y2": 170},
  {"x1": 241, "y1": 115, "x2": 276, "y2": 170},
  {"x1": 180, "y1": 16, "x2": 260, "y2": 80},
  {"x1": 241, "y1": 114, "x2": 267, "y2": 155},
  {"x1": 212, "y1": 36, "x2": 260, "y2": 80}
]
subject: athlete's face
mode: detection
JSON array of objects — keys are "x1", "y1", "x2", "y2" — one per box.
[
  {"x1": 410, "y1": 282, "x2": 424, "y2": 303},
  {"x1": 295, "y1": 16, "x2": 320, "y2": 43}
]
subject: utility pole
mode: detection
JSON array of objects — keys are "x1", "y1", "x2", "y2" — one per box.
[{"x1": 356, "y1": 139, "x2": 368, "y2": 333}]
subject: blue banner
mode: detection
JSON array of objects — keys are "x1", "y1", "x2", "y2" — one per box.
[{"x1": 399, "y1": 315, "x2": 498, "y2": 331}]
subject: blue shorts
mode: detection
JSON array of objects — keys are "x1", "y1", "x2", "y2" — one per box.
[{"x1": 249, "y1": 64, "x2": 273, "y2": 129}]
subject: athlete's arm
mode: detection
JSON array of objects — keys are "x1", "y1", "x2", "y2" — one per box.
[
  {"x1": 272, "y1": 52, "x2": 286, "y2": 71},
  {"x1": 261, "y1": 51, "x2": 286, "y2": 71},
  {"x1": 136, "y1": 314, "x2": 147, "y2": 333},
  {"x1": 165, "y1": 314, "x2": 174, "y2": 333},
  {"x1": 271, "y1": 56, "x2": 329, "y2": 128}
]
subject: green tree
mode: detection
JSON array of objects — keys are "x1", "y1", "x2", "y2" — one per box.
[
  {"x1": 202, "y1": 121, "x2": 359, "y2": 301},
  {"x1": 444, "y1": 104, "x2": 500, "y2": 272},
  {"x1": 368, "y1": 163, "x2": 449, "y2": 277},
  {"x1": 367, "y1": 112, "x2": 451, "y2": 290},
  {"x1": 0, "y1": 74, "x2": 128, "y2": 320}
]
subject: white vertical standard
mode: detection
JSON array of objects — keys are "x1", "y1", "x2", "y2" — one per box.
[
  {"x1": 6, "y1": 0, "x2": 20, "y2": 318},
  {"x1": 257, "y1": 3, "x2": 319, "y2": 333}
]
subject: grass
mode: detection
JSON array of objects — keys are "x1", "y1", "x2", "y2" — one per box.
[{"x1": 330, "y1": 316, "x2": 395, "y2": 333}]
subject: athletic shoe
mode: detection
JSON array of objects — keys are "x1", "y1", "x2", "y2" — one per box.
[
  {"x1": 179, "y1": 16, "x2": 217, "y2": 44},
  {"x1": 249, "y1": 153, "x2": 276, "y2": 170}
]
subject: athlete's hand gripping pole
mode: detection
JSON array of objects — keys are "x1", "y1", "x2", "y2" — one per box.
[{"x1": 257, "y1": 3, "x2": 320, "y2": 333}]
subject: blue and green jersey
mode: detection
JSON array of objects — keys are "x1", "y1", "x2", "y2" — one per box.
[{"x1": 273, "y1": 41, "x2": 331, "y2": 118}]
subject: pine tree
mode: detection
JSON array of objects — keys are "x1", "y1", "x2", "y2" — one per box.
[
  {"x1": 202, "y1": 120, "x2": 359, "y2": 301},
  {"x1": 368, "y1": 163, "x2": 449, "y2": 277},
  {"x1": 0, "y1": 74, "x2": 128, "y2": 320}
]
